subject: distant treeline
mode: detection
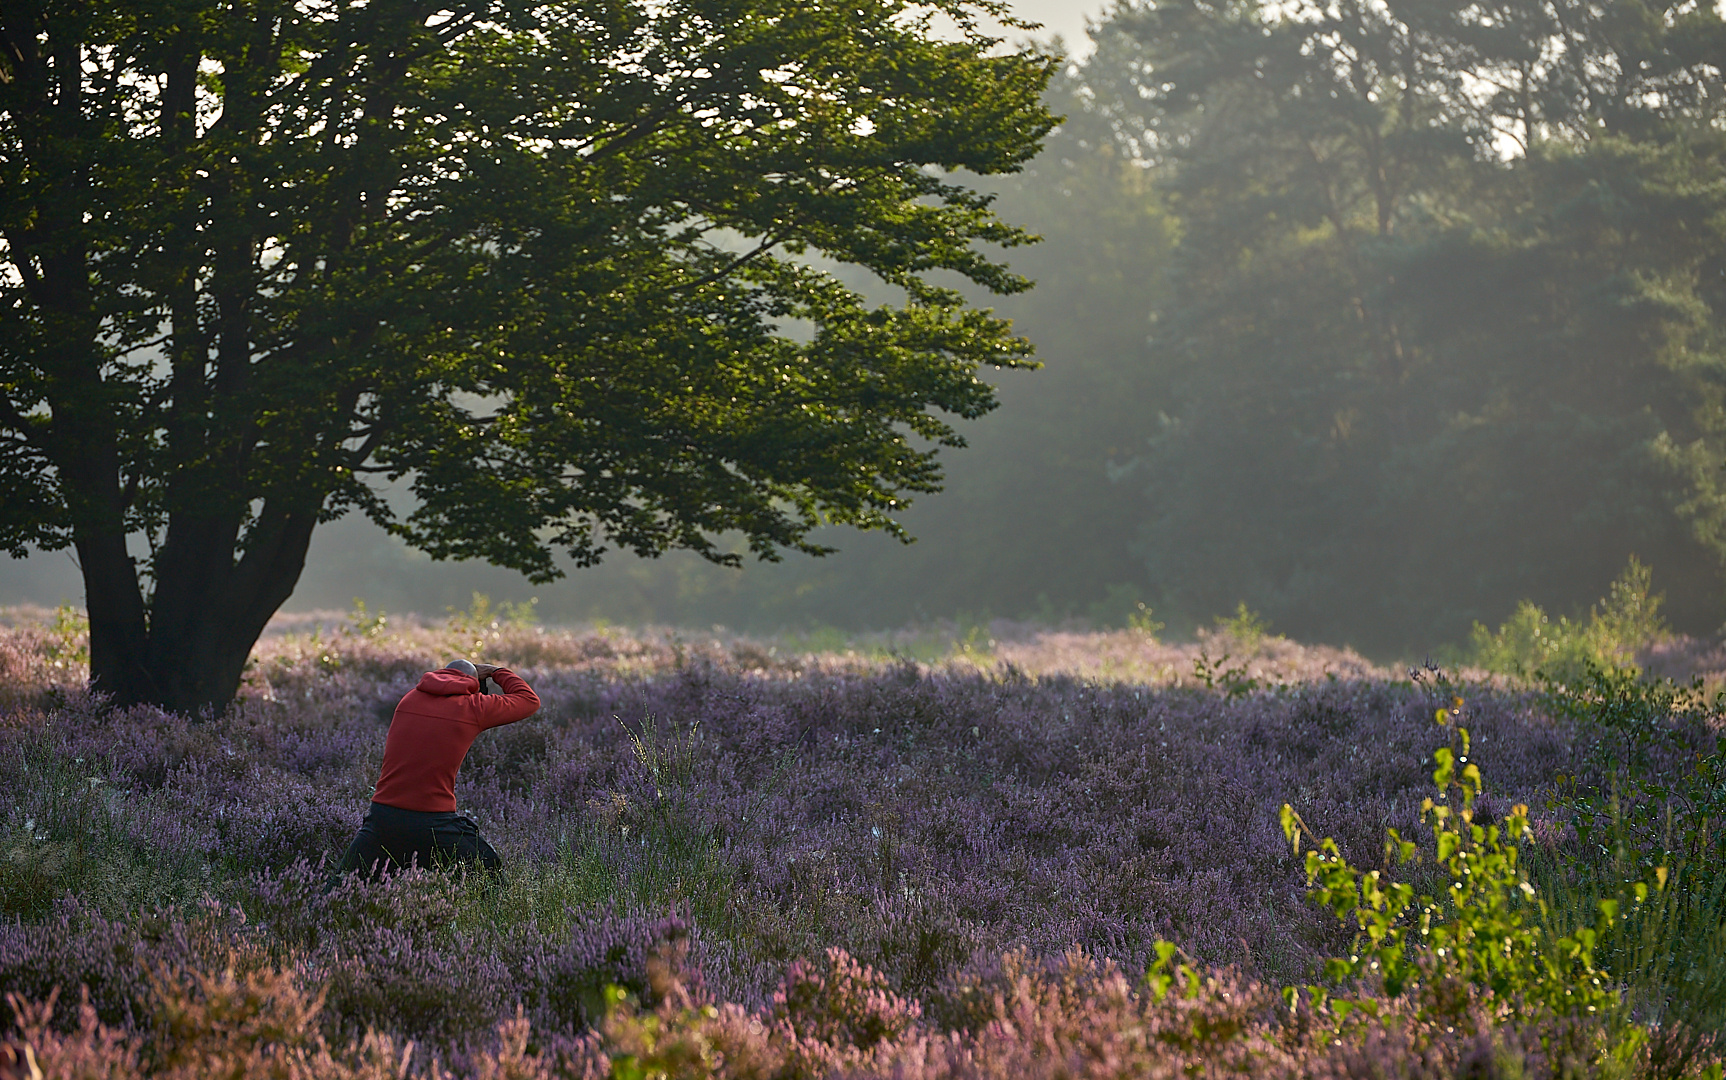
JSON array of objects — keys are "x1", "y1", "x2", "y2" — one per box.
[
  {"x1": 7, "y1": 0, "x2": 1724, "y2": 654},
  {"x1": 1027, "y1": 0, "x2": 1726, "y2": 653}
]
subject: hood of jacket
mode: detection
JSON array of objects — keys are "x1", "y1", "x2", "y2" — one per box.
[{"x1": 416, "y1": 669, "x2": 480, "y2": 696}]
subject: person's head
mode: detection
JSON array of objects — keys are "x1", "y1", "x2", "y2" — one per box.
[{"x1": 444, "y1": 658, "x2": 478, "y2": 679}]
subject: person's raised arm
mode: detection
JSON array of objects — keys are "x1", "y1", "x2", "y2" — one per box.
[{"x1": 473, "y1": 665, "x2": 540, "y2": 729}]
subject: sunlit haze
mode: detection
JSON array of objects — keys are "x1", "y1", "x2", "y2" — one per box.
[{"x1": 999, "y1": 0, "x2": 1109, "y2": 57}]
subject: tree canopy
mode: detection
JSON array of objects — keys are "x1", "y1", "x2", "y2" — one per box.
[{"x1": 0, "y1": 0, "x2": 1056, "y2": 712}]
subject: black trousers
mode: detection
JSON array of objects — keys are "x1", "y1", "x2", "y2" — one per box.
[{"x1": 330, "y1": 801, "x2": 502, "y2": 884}]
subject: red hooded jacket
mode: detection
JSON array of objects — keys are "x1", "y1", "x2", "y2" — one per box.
[{"x1": 372, "y1": 667, "x2": 541, "y2": 813}]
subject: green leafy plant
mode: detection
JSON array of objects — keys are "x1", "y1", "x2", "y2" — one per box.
[
  {"x1": 1142, "y1": 940, "x2": 1200, "y2": 1004},
  {"x1": 601, "y1": 980, "x2": 723, "y2": 1080},
  {"x1": 346, "y1": 598, "x2": 389, "y2": 639},
  {"x1": 1084, "y1": 585, "x2": 1166, "y2": 636},
  {"x1": 1592, "y1": 558, "x2": 1668, "y2": 663},
  {"x1": 1192, "y1": 651, "x2": 1258, "y2": 698},
  {"x1": 44, "y1": 604, "x2": 89, "y2": 670},
  {"x1": 1128, "y1": 602, "x2": 1166, "y2": 638},
  {"x1": 444, "y1": 592, "x2": 540, "y2": 657},
  {"x1": 1281, "y1": 707, "x2": 1622, "y2": 1029},
  {"x1": 501, "y1": 597, "x2": 540, "y2": 629},
  {"x1": 1468, "y1": 600, "x2": 1597, "y2": 679},
  {"x1": 1213, "y1": 602, "x2": 1270, "y2": 654},
  {"x1": 1543, "y1": 667, "x2": 1722, "y2": 878},
  {"x1": 949, "y1": 622, "x2": 995, "y2": 665}
]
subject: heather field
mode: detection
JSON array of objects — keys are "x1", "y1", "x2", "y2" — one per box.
[{"x1": 0, "y1": 607, "x2": 1722, "y2": 1078}]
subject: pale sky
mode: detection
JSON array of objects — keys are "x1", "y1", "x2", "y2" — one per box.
[{"x1": 1000, "y1": 0, "x2": 1111, "y2": 58}]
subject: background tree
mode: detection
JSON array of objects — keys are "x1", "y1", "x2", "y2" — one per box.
[
  {"x1": 1078, "y1": 0, "x2": 1726, "y2": 650},
  {"x1": 0, "y1": 0, "x2": 1056, "y2": 713}
]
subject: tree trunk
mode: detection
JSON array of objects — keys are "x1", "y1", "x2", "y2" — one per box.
[
  {"x1": 137, "y1": 504, "x2": 321, "y2": 716},
  {"x1": 78, "y1": 532, "x2": 155, "y2": 707},
  {"x1": 50, "y1": 336, "x2": 155, "y2": 706},
  {"x1": 74, "y1": 500, "x2": 320, "y2": 717}
]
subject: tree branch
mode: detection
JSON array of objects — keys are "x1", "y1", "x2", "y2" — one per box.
[
  {"x1": 665, "y1": 234, "x2": 784, "y2": 296},
  {"x1": 345, "y1": 426, "x2": 386, "y2": 469},
  {"x1": 112, "y1": 331, "x2": 174, "y2": 357}
]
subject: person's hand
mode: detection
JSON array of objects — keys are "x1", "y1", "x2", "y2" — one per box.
[{"x1": 473, "y1": 663, "x2": 503, "y2": 680}]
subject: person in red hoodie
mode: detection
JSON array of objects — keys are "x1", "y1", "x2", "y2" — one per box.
[{"x1": 329, "y1": 658, "x2": 541, "y2": 883}]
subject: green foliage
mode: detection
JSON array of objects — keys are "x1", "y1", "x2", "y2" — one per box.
[
  {"x1": 474, "y1": 59, "x2": 1185, "y2": 636},
  {"x1": 1469, "y1": 558, "x2": 1670, "y2": 678},
  {"x1": 1086, "y1": 583, "x2": 1154, "y2": 631},
  {"x1": 602, "y1": 980, "x2": 726, "y2": 1080},
  {"x1": 44, "y1": 603, "x2": 89, "y2": 670},
  {"x1": 1469, "y1": 602, "x2": 1602, "y2": 681},
  {"x1": 1281, "y1": 713, "x2": 1621, "y2": 1028},
  {"x1": 947, "y1": 621, "x2": 995, "y2": 665},
  {"x1": 1543, "y1": 667, "x2": 1722, "y2": 873},
  {"x1": 1537, "y1": 667, "x2": 1726, "y2": 1068},
  {"x1": 1214, "y1": 603, "x2": 1270, "y2": 654},
  {"x1": 1594, "y1": 559, "x2": 1671, "y2": 661},
  {"x1": 445, "y1": 592, "x2": 541, "y2": 657},
  {"x1": 345, "y1": 599, "x2": 389, "y2": 639},
  {"x1": 1142, "y1": 940, "x2": 1200, "y2": 1004},
  {"x1": 1538, "y1": 847, "x2": 1726, "y2": 1080},
  {"x1": 1188, "y1": 604, "x2": 1270, "y2": 697},
  {"x1": 1191, "y1": 650, "x2": 1259, "y2": 698},
  {"x1": 775, "y1": 625, "x2": 880, "y2": 658},
  {"x1": 1128, "y1": 602, "x2": 1166, "y2": 637}
]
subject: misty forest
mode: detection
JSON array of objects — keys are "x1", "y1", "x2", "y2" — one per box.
[
  {"x1": 582, "y1": 0, "x2": 1726, "y2": 657},
  {"x1": 5, "y1": 0, "x2": 1726, "y2": 1077}
]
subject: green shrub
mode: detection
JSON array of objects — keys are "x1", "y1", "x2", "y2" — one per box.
[
  {"x1": 1469, "y1": 557, "x2": 1667, "y2": 678},
  {"x1": 1282, "y1": 707, "x2": 1625, "y2": 1040},
  {"x1": 45, "y1": 604, "x2": 89, "y2": 670},
  {"x1": 445, "y1": 591, "x2": 541, "y2": 658},
  {"x1": 1214, "y1": 602, "x2": 1271, "y2": 654}
]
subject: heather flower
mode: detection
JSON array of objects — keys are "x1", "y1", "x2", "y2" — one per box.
[{"x1": 0, "y1": 613, "x2": 1716, "y2": 1076}]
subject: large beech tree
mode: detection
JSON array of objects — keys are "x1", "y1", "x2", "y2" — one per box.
[{"x1": 0, "y1": 0, "x2": 1055, "y2": 713}]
